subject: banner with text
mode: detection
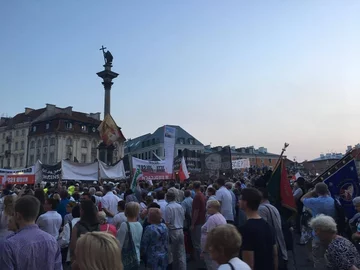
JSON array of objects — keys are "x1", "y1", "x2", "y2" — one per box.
[
  {"x1": 0, "y1": 166, "x2": 36, "y2": 185},
  {"x1": 232, "y1": 159, "x2": 250, "y2": 170},
  {"x1": 41, "y1": 162, "x2": 62, "y2": 182},
  {"x1": 132, "y1": 157, "x2": 172, "y2": 181},
  {"x1": 164, "y1": 126, "x2": 176, "y2": 174}
]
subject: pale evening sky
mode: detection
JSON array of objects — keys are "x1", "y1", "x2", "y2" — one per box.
[{"x1": 1, "y1": 1, "x2": 359, "y2": 161}]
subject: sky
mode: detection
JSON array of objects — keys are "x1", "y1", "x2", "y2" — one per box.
[{"x1": 1, "y1": 1, "x2": 360, "y2": 162}]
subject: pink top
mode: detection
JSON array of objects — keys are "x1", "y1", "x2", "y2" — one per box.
[
  {"x1": 100, "y1": 223, "x2": 117, "y2": 237},
  {"x1": 201, "y1": 212, "x2": 227, "y2": 251}
]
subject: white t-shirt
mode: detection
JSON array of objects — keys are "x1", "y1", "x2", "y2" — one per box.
[
  {"x1": 36, "y1": 211, "x2": 62, "y2": 239},
  {"x1": 216, "y1": 186, "x2": 234, "y2": 221},
  {"x1": 218, "y1": 257, "x2": 251, "y2": 270}
]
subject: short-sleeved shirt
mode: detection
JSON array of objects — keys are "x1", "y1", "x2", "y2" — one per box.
[
  {"x1": 302, "y1": 196, "x2": 336, "y2": 218},
  {"x1": 326, "y1": 237, "x2": 360, "y2": 270},
  {"x1": 240, "y1": 218, "x2": 276, "y2": 270},
  {"x1": 216, "y1": 186, "x2": 234, "y2": 221},
  {"x1": 192, "y1": 192, "x2": 206, "y2": 225},
  {"x1": 165, "y1": 201, "x2": 184, "y2": 230}
]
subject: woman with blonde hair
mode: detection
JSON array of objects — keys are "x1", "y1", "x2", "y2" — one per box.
[
  {"x1": 201, "y1": 200, "x2": 227, "y2": 270},
  {"x1": 117, "y1": 201, "x2": 143, "y2": 269},
  {"x1": 205, "y1": 224, "x2": 250, "y2": 270},
  {"x1": 73, "y1": 231, "x2": 123, "y2": 270},
  {"x1": 0, "y1": 195, "x2": 16, "y2": 239},
  {"x1": 98, "y1": 210, "x2": 117, "y2": 237}
]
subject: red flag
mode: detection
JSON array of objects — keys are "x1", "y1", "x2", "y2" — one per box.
[
  {"x1": 280, "y1": 160, "x2": 296, "y2": 210},
  {"x1": 267, "y1": 159, "x2": 296, "y2": 213},
  {"x1": 179, "y1": 156, "x2": 189, "y2": 182}
]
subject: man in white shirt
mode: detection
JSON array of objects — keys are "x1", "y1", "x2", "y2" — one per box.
[
  {"x1": 94, "y1": 184, "x2": 120, "y2": 223},
  {"x1": 112, "y1": 200, "x2": 127, "y2": 230},
  {"x1": 37, "y1": 197, "x2": 62, "y2": 239},
  {"x1": 215, "y1": 178, "x2": 234, "y2": 223}
]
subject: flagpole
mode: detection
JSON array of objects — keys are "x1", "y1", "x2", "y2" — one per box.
[
  {"x1": 273, "y1": 143, "x2": 289, "y2": 173},
  {"x1": 312, "y1": 146, "x2": 359, "y2": 184}
]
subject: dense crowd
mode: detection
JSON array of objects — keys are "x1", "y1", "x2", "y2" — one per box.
[{"x1": 0, "y1": 173, "x2": 359, "y2": 270}]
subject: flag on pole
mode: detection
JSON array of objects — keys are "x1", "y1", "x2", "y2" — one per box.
[
  {"x1": 131, "y1": 168, "x2": 142, "y2": 192},
  {"x1": 98, "y1": 114, "x2": 123, "y2": 146},
  {"x1": 179, "y1": 156, "x2": 189, "y2": 182},
  {"x1": 267, "y1": 159, "x2": 296, "y2": 215}
]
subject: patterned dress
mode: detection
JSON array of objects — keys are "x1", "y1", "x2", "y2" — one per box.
[
  {"x1": 141, "y1": 223, "x2": 169, "y2": 270},
  {"x1": 326, "y1": 237, "x2": 360, "y2": 270}
]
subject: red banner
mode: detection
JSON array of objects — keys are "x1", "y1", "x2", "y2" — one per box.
[{"x1": 0, "y1": 174, "x2": 35, "y2": 185}]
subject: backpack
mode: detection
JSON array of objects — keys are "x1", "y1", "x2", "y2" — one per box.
[{"x1": 334, "y1": 198, "x2": 347, "y2": 236}]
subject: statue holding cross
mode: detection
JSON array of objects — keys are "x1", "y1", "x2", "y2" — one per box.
[{"x1": 100, "y1": 45, "x2": 113, "y2": 65}]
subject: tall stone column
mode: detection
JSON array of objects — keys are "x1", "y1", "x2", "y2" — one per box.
[{"x1": 97, "y1": 46, "x2": 119, "y2": 165}]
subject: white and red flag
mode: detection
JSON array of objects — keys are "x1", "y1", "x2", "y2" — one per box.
[{"x1": 179, "y1": 156, "x2": 189, "y2": 182}]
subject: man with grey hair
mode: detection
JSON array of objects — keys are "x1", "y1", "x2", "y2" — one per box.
[
  {"x1": 165, "y1": 190, "x2": 186, "y2": 270},
  {"x1": 301, "y1": 182, "x2": 336, "y2": 270},
  {"x1": 89, "y1": 187, "x2": 96, "y2": 196}
]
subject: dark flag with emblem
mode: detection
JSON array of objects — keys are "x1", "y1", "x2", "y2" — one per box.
[{"x1": 315, "y1": 153, "x2": 360, "y2": 219}]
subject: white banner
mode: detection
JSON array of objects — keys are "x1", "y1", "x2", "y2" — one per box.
[
  {"x1": 132, "y1": 157, "x2": 172, "y2": 181},
  {"x1": 164, "y1": 126, "x2": 176, "y2": 174},
  {"x1": 232, "y1": 159, "x2": 250, "y2": 169},
  {"x1": 99, "y1": 160, "x2": 125, "y2": 180},
  {"x1": 61, "y1": 160, "x2": 98, "y2": 181}
]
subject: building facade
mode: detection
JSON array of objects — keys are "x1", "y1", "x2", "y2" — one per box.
[
  {"x1": 0, "y1": 104, "x2": 124, "y2": 169},
  {"x1": 0, "y1": 108, "x2": 45, "y2": 169},
  {"x1": 124, "y1": 125, "x2": 204, "y2": 160}
]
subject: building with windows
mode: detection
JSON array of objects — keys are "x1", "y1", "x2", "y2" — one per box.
[
  {"x1": 0, "y1": 108, "x2": 45, "y2": 169},
  {"x1": 124, "y1": 125, "x2": 204, "y2": 160},
  {"x1": 0, "y1": 104, "x2": 124, "y2": 169}
]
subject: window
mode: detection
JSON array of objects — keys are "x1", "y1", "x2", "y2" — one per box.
[
  {"x1": 178, "y1": 149, "x2": 182, "y2": 156},
  {"x1": 156, "y1": 149, "x2": 159, "y2": 156},
  {"x1": 50, "y1": 137, "x2": 55, "y2": 145},
  {"x1": 66, "y1": 138, "x2": 72, "y2": 146},
  {"x1": 81, "y1": 125, "x2": 87, "y2": 132},
  {"x1": 145, "y1": 152, "x2": 148, "y2": 159},
  {"x1": 81, "y1": 140, "x2": 88, "y2": 148},
  {"x1": 7, "y1": 159, "x2": 10, "y2": 168},
  {"x1": 44, "y1": 138, "x2": 48, "y2": 146},
  {"x1": 81, "y1": 154, "x2": 87, "y2": 163},
  {"x1": 46, "y1": 123, "x2": 50, "y2": 130},
  {"x1": 15, "y1": 142, "x2": 18, "y2": 150},
  {"x1": 32, "y1": 126, "x2": 36, "y2": 132},
  {"x1": 15, "y1": 130, "x2": 19, "y2": 137},
  {"x1": 49, "y1": 152, "x2": 55, "y2": 164},
  {"x1": 19, "y1": 156, "x2": 23, "y2": 167},
  {"x1": 66, "y1": 122, "x2": 73, "y2": 130},
  {"x1": 14, "y1": 157, "x2": 17, "y2": 167},
  {"x1": 37, "y1": 139, "x2": 41, "y2": 148},
  {"x1": 92, "y1": 141, "x2": 97, "y2": 149},
  {"x1": 179, "y1": 138, "x2": 185, "y2": 144},
  {"x1": 36, "y1": 153, "x2": 40, "y2": 162},
  {"x1": 21, "y1": 141, "x2": 24, "y2": 150},
  {"x1": 42, "y1": 153, "x2": 47, "y2": 163},
  {"x1": 2, "y1": 133, "x2": 5, "y2": 139},
  {"x1": 1, "y1": 144, "x2": 4, "y2": 152},
  {"x1": 188, "y1": 138, "x2": 194, "y2": 145},
  {"x1": 0, "y1": 159, "x2": 3, "y2": 168},
  {"x1": 268, "y1": 159, "x2": 272, "y2": 164},
  {"x1": 29, "y1": 155, "x2": 34, "y2": 165},
  {"x1": 21, "y1": 129, "x2": 25, "y2": 136},
  {"x1": 30, "y1": 141, "x2": 35, "y2": 149}
]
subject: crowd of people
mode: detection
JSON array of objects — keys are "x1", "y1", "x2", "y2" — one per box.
[{"x1": 0, "y1": 172, "x2": 358, "y2": 270}]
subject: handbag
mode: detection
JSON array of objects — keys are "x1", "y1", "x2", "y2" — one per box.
[{"x1": 121, "y1": 222, "x2": 139, "y2": 270}]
